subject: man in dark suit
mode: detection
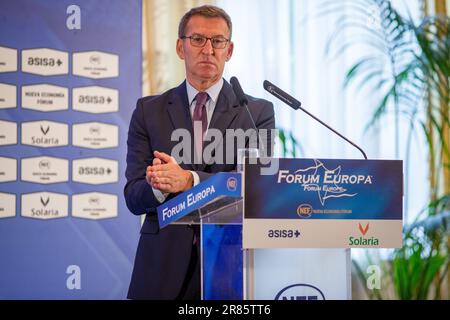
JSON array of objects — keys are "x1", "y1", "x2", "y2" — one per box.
[{"x1": 124, "y1": 5, "x2": 275, "y2": 299}]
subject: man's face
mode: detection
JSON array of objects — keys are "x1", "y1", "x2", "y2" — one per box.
[{"x1": 176, "y1": 15, "x2": 234, "y2": 86}]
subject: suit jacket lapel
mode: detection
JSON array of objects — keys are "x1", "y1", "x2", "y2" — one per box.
[
  {"x1": 167, "y1": 81, "x2": 192, "y2": 132},
  {"x1": 201, "y1": 80, "x2": 240, "y2": 170},
  {"x1": 166, "y1": 81, "x2": 196, "y2": 170},
  {"x1": 208, "y1": 80, "x2": 240, "y2": 130},
  {"x1": 166, "y1": 80, "x2": 240, "y2": 171}
]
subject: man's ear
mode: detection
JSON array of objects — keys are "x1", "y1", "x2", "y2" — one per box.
[
  {"x1": 226, "y1": 41, "x2": 234, "y2": 61},
  {"x1": 176, "y1": 38, "x2": 185, "y2": 60}
]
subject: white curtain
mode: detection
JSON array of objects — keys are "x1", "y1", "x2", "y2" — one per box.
[{"x1": 217, "y1": 0, "x2": 428, "y2": 225}]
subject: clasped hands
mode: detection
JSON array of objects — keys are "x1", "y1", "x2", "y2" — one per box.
[{"x1": 146, "y1": 151, "x2": 193, "y2": 193}]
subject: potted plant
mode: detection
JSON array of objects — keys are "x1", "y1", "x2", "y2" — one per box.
[{"x1": 323, "y1": 0, "x2": 450, "y2": 299}]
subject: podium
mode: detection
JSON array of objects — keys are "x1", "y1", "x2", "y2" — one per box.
[{"x1": 157, "y1": 158, "x2": 403, "y2": 300}]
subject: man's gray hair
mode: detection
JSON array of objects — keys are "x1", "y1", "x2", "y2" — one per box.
[{"x1": 178, "y1": 5, "x2": 232, "y2": 39}]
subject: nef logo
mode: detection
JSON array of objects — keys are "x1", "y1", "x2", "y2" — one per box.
[
  {"x1": 89, "y1": 55, "x2": 101, "y2": 65},
  {"x1": 297, "y1": 204, "x2": 312, "y2": 218},
  {"x1": 226, "y1": 177, "x2": 237, "y2": 191},
  {"x1": 275, "y1": 284, "x2": 325, "y2": 300},
  {"x1": 89, "y1": 126, "x2": 101, "y2": 135},
  {"x1": 39, "y1": 159, "x2": 51, "y2": 170},
  {"x1": 88, "y1": 196, "x2": 100, "y2": 206}
]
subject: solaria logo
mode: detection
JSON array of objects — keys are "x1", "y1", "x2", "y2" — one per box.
[{"x1": 349, "y1": 223, "x2": 379, "y2": 246}]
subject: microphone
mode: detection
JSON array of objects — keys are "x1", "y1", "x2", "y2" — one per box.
[
  {"x1": 230, "y1": 76, "x2": 266, "y2": 156},
  {"x1": 263, "y1": 80, "x2": 368, "y2": 160},
  {"x1": 230, "y1": 76, "x2": 249, "y2": 106}
]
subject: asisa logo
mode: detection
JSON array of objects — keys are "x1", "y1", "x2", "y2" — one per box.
[
  {"x1": 349, "y1": 223, "x2": 379, "y2": 246},
  {"x1": 275, "y1": 284, "x2": 325, "y2": 300}
]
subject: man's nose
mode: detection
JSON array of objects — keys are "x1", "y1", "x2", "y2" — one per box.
[{"x1": 201, "y1": 39, "x2": 214, "y2": 54}]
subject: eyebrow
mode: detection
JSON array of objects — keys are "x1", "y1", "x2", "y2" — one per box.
[{"x1": 191, "y1": 33, "x2": 227, "y2": 38}]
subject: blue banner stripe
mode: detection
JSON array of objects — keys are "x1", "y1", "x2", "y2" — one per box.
[
  {"x1": 157, "y1": 172, "x2": 242, "y2": 228},
  {"x1": 244, "y1": 158, "x2": 403, "y2": 220}
]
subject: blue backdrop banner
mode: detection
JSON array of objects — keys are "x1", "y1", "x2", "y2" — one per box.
[{"x1": 0, "y1": 0, "x2": 141, "y2": 299}]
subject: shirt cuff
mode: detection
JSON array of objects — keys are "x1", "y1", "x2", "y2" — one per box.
[
  {"x1": 190, "y1": 170, "x2": 200, "y2": 186},
  {"x1": 152, "y1": 187, "x2": 169, "y2": 204}
]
